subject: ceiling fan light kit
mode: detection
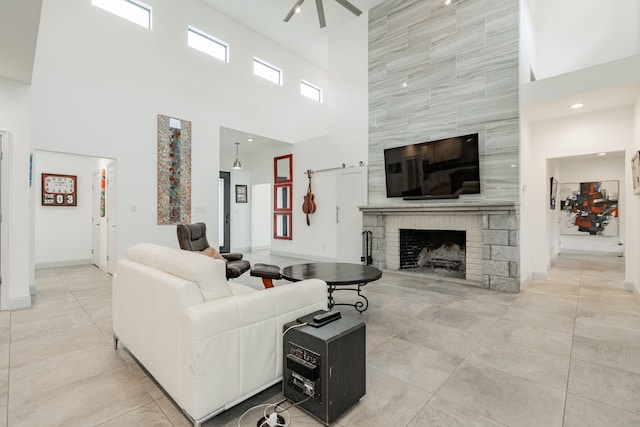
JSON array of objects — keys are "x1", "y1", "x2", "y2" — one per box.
[{"x1": 284, "y1": 0, "x2": 362, "y2": 28}]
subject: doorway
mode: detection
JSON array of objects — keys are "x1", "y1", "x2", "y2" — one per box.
[
  {"x1": 219, "y1": 171, "x2": 230, "y2": 253},
  {"x1": 91, "y1": 170, "x2": 105, "y2": 270},
  {"x1": 34, "y1": 150, "x2": 115, "y2": 273},
  {"x1": 106, "y1": 161, "x2": 117, "y2": 274},
  {"x1": 337, "y1": 168, "x2": 367, "y2": 263},
  {"x1": 0, "y1": 131, "x2": 9, "y2": 310}
]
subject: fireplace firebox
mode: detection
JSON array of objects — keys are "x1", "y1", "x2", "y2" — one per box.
[{"x1": 399, "y1": 229, "x2": 466, "y2": 278}]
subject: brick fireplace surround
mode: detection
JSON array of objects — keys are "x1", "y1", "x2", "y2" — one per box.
[{"x1": 360, "y1": 202, "x2": 520, "y2": 293}]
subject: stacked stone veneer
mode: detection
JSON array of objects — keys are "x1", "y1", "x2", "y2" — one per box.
[{"x1": 361, "y1": 202, "x2": 520, "y2": 292}]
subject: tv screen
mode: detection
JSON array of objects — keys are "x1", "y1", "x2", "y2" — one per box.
[{"x1": 384, "y1": 133, "x2": 480, "y2": 198}]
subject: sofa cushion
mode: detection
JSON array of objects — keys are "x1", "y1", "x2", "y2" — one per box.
[
  {"x1": 154, "y1": 248, "x2": 232, "y2": 301},
  {"x1": 126, "y1": 243, "x2": 169, "y2": 268},
  {"x1": 228, "y1": 282, "x2": 257, "y2": 296}
]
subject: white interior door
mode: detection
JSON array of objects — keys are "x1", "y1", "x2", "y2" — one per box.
[
  {"x1": 106, "y1": 161, "x2": 117, "y2": 274},
  {"x1": 0, "y1": 132, "x2": 6, "y2": 310},
  {"x1": 251, "y1": 183, "x2": 272, "y2": 251},
  {"x1": 219, "y1": 178, "x2": 225, "y2": 247},
  {"x1": 91, "y1": 171, "x2": 100, "y2": 267},
  {"x1": 337, "y1": 168, "x2": 367, "y2": 263}
]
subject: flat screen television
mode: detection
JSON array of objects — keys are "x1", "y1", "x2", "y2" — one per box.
[{"x1": 384, "y1": 133, "x2": 480, "y2": 199}]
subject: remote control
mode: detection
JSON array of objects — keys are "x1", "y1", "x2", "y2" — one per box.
[{"x1": 312, "y1": 310, "x2": 341, "y2": 325}]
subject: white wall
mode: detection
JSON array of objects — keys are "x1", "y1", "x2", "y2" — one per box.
[
  {"x1": 533, "y1": 0, "x2": 640, "y2": 80},
  {"x1": 630, "y1": 94, "x2": 640, "y2": 295},
  {"x1": 229, "y1": 168, "x2": 251, "y2": 252},
  {"x1": 519, "y1": 0, "x2": 535, "y2": 82},
  {"x1": 546, "y1": 159, "x2": 560, "y2": 261},
  {"x1": 270, "y1": 135, "x2": 339, "y2": 260},
  {"x1": 251, "y1": 183, "x2": 271, "y2": 250},
  {"x1": 268, "y1": 13, "x2": 370, "y2": 262},
  {"x1": 0, "y1": 78, "x2": 32, "y2": 309},
  {"x1": 327, "y1": 12, "x2": 369, "y2": 166},
  {"x1": 34, "y1": 151, "x2": 111, "y2": 267},
  {"x1": 556, "y1": 155, "x2": 625, "y2": 255},
  {"x1": 527, "y1": 106, "x2": 634, "y2": 279},
  {"x1": 29, "y1": 0, "x2": 329, "y2": 264},
  {"x1": 519, "y1": 117, "x2": 532, "y2": 288}
]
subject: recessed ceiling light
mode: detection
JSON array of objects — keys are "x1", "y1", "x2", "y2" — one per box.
[
  {"x1": 570, "y1": 103, "x2": 584, "y2": 109},
  {"x1": 402, "y1": 82, "x2": 408, "y2": 88},
  {"x1": 248, "y1": 137, "x2": 253, "y2": 142},
  {"x1": 295, "y1": 6, "x2": 301, "y2": 14},
  {"x1": 598, "y1": 152, "x2": 607, "y2": 156},
  {"x1": 510, "y1": 164, "x2": 517, "y2": 168},
  {"x1": 445, "y1": 0, "x2": 452, "y2": 5}
]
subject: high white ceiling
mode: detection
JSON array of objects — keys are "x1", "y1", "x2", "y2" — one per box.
[
  {"x1": 0, "y1": 0, "x2": 42, "y2": 84},
  {"x1": 220, "y1": 126, "x2": 293, "y2": 157},
  {"x1": 2, "y1": 0, "x2": 638, "y2": 158},
  {"x1": 199, "y1": 0, "x2": 386, "y2": 69}
]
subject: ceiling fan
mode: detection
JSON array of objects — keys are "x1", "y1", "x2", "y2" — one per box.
[{"x1": 284, "y1": 0, "x2": 363, "y2": 28}]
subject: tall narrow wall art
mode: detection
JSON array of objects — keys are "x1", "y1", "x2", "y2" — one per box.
[
  {"x1": 157, "y1": 115, "x2": 192, "y2": 225},
  {"x1": 632, "y1": 151, "x2": 640, "y2": 195},
  {"x1": 559, "y1": 180, "x2": 619, "y2": 236}
]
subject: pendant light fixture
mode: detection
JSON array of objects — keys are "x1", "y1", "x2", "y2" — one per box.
[{"x1": 232, "y1": 142, "x2": 242, "y2": 169}]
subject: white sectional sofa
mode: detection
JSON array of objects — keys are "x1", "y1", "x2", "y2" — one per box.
[{"x1": 112, "y1": 243, "x2": 327, "y2": 426}]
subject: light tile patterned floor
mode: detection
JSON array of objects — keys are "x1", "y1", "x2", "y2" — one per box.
[{"x1": 1, "y1": 252, "x2": 639, "y2": 426}]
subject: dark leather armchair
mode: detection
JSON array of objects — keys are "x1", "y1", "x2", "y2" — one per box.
[{"x1": 176, "y1": 223, "x2": 250, "y2": 279}]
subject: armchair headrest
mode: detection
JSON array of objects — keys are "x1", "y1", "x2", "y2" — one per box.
[{"x1": 177, "y1": 222, "x2": 210, "y2": 252}]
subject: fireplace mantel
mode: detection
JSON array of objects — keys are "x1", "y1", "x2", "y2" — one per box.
[{"x1": 360, "y1": 201, "x2": 519, "y2": 215}]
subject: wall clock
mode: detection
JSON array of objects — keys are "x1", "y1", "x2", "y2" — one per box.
[{"x1": 42, "y1": 173, "x2": 77, "y2": 206}]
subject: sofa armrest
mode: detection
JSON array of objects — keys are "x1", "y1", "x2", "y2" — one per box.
[
  {"x1": 113, "y1": 259, "x2": 204, "y2": 406},
  {"x1": 178, "y1": 279, "x2": 327, "y2": 420},
  {"x1": 221, "y1": 253, "x2": 243, "y2": 261}
]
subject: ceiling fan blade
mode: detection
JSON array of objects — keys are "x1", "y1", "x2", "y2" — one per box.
[
  {"x1": 334, "y1": 0, "x2": 362, "y2": 16},
  {"x1": 316, "y1": 0, "x2": 326, "y2": 28},
  {"x1": 284, "y1": 0, "x2": 306, "y2": 22}
]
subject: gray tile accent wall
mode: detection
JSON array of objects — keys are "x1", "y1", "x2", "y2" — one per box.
[{"x1": 368, "y1": 0, "x2": 520, "y2": 205}]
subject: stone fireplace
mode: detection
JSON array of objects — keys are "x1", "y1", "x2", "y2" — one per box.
[{"x1": 360, "y1": 202, "x2": 520, "y2": 293}]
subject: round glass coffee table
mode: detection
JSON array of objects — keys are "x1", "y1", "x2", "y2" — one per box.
[{"x1": 281, "y1": 262, "x2": 382, "y2": 313}]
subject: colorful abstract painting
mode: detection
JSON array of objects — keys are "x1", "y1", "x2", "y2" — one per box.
[
  {"x1": 157, "y1": 115, "x2": 191, "y2": 225},
  {"x1": 100, "y1": 168, "x2": 105, "y2": 217},
  {"x1": 632, "y1": 151, "x2": 640, "y2": 196},
  {"x1": 559, "y1": 180, "x2": 619, "y2": 236}
]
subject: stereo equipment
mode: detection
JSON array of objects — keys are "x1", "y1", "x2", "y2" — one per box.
[{"x1": 283, "y1": 311, "x2": 365, "y2": 425}]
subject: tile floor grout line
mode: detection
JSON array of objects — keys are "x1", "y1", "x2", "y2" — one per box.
[
  {"x1": 561, "y1": 255, "x2": 584, "y2": 427},
  {"x1": 5, "y1": 308, "x2": 12, "y2": 426},
  {"x1": 562, "y1": 284, "x2": 582, "y2": 426},
  {"x1": 411, "y1": 291, "x2": 519, "y2": 427}
]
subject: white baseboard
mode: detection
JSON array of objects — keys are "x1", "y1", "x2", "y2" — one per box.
[
  {"x1": 559, "y1": 249, "x2": 623, "y2": 257},
  {"x1": 269, "y1": 250, "x2": 336, "y2": 263},
  {"x1": 35, "y1": 259, "x2": 92, "y2": 269},
  {"x1": 229, "y1": 247, "x2": 251, "y2": 254},
  {"x1": 520, "y1": 273, "x2": 533, "y2": 290},
  {"x1": 531, "y1": 272, "x2": 548, "y2": 281},
  {"x1": 625, "y1": 282, "x2": 640, "y2": 303},
  {"x1": 8, "y1": 295, "x2": 31, "y2": 310}
]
